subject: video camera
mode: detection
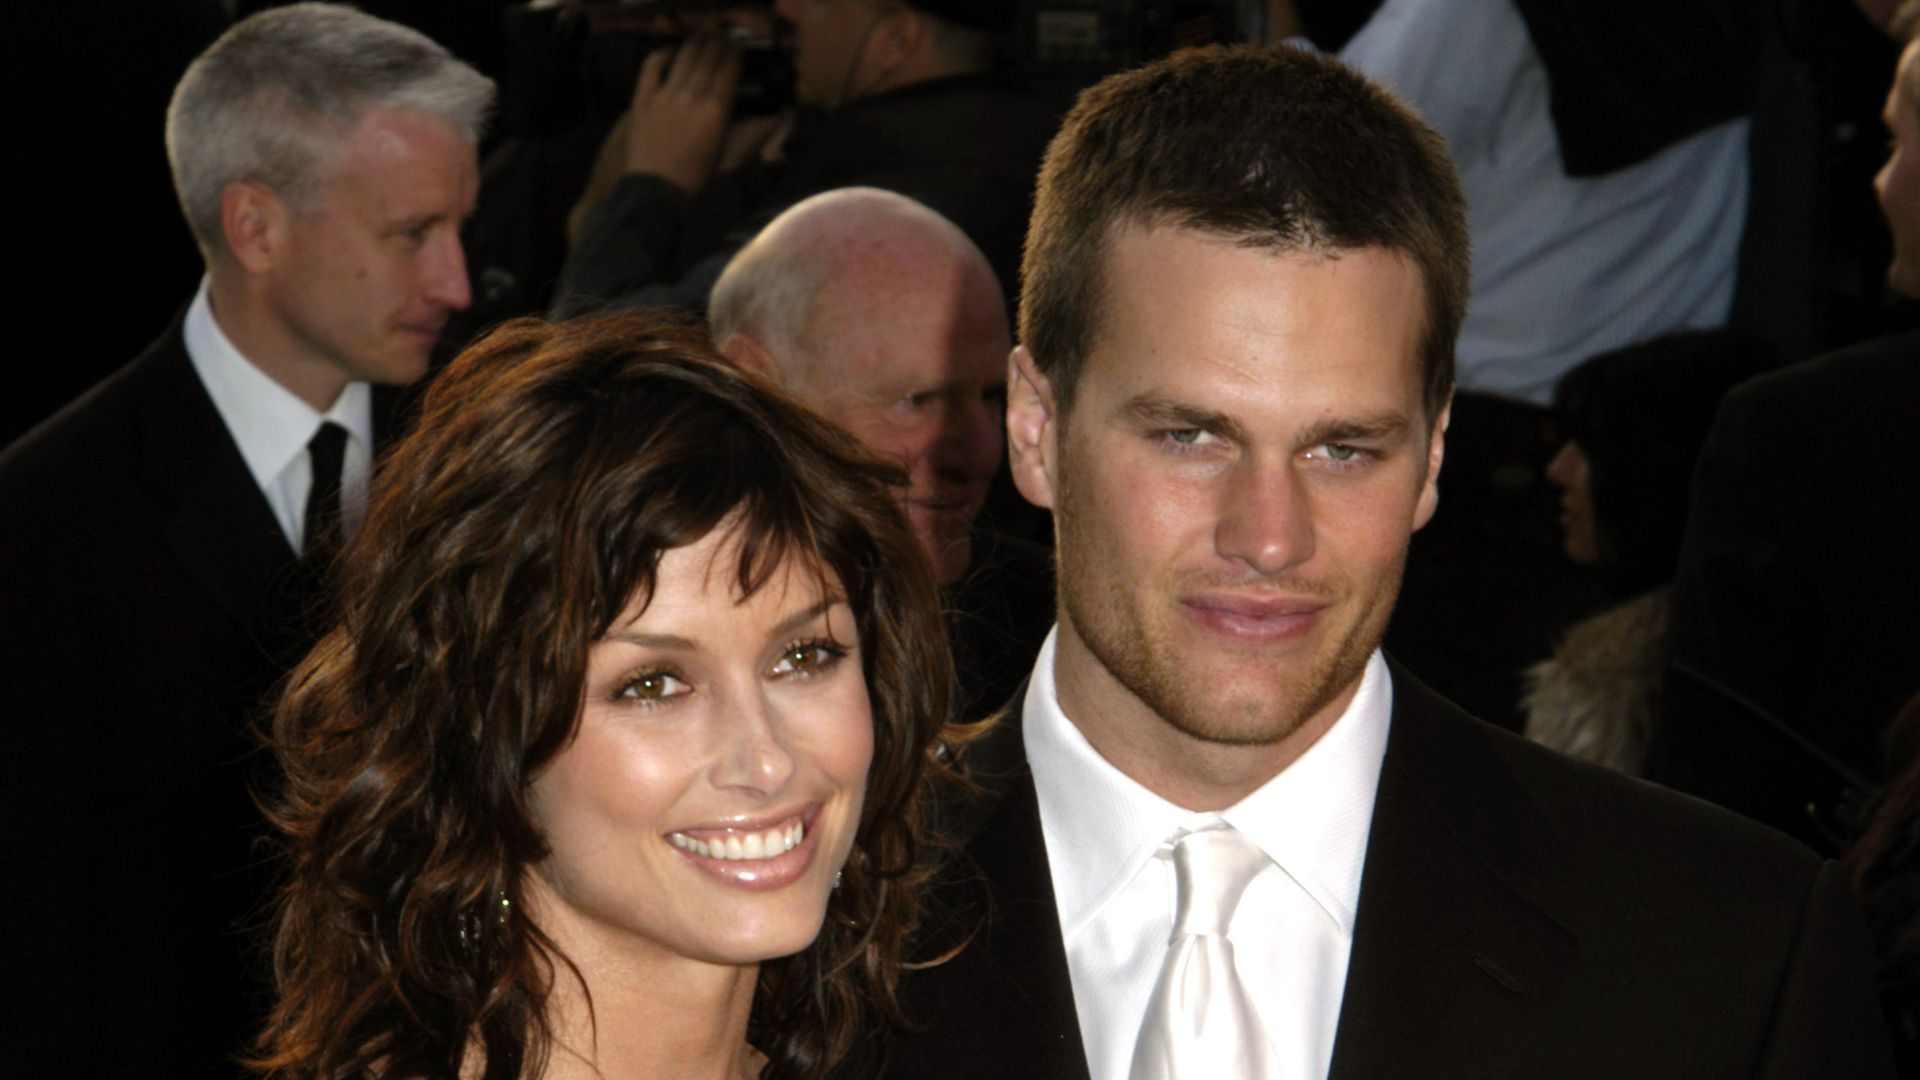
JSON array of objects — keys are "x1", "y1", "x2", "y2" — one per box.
[{"x1": 499, "y1": 1, "x2": 792, "y2": 138}]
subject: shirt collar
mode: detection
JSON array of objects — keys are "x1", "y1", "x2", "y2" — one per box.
[
  {"x1": 1024, "y1": 628, "x2": 1392, "y2": 939},
  {"x1": 183, "y1": 276, "x2": 374, "y2": 490}
]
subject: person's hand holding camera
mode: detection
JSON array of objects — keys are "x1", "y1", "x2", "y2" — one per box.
[{"x1": 625, "y1": 31, "x2": 743, "y2": 196}]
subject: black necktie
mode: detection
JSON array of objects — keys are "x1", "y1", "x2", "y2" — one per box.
[{"x1": 303, "y1": 421, "x2": 348, "y2": 558}]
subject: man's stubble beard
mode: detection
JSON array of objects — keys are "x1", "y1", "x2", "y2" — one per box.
[{"x1": 1052, "y1": 446, "x2": 1404, "y2": 750}]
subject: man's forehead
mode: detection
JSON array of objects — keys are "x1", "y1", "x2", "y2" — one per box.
[{"x1": 1072, "y1": 224, "x2": 1428, "y2": 407}]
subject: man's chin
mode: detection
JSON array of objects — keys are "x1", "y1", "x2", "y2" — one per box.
[
  {"x1": 908, "y1": 504, "x2": 979, "y2": 576},
  {"x1": 910, "y1": 520, "x2": 972, "y2": 585},
  {"x1": 1891, "y1": 262, "x2": 1920, "y2": 302}
]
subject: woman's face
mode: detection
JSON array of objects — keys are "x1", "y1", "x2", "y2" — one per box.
[
  {"x1": 525, "y1": 521, "x2": 873, "y2": 969},
  {"x1": 1545, "y1": 440, "x2": 1600, "y2": 566}
]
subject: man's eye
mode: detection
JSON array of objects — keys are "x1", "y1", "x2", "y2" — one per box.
[
  {"x1": 770, "y1": 639, "x2": 848, "y2": 677},
  {"x1": 1314, "y1": 443, "x2": 1370, "y2": 464},
  {"x1": 617, "y1": 670, "x2": 688, "y2": 703},
  {"x1": 1163, "y1": 428, "x2": 1217, "y2": 448}
]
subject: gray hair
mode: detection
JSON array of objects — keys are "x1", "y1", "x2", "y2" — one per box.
[{"x1": 166, "y1": 2, "x2": 495, "y2": 256}]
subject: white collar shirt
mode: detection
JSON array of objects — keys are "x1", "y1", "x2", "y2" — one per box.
[
  {"x1": 1339, "y1": 0, "x2": 1746, "y2": 406},
  {"x1": 182, "y1": 276, "x2": 374, "y2": 554},
  {"x1": 1024, "y1": 627, "x2": 1392, "y2": 1080}
]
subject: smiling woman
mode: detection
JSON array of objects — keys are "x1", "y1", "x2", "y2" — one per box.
[{"x1": 250, "y1": 312, "x2": 956, "y2": 1079}]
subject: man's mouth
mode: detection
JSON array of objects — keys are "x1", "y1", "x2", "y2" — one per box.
[
  {"x1": 910, "y1": 488, "x2": 985, "y2": 518},
  {"x1": 1180, "y1": 592, "x2": 1329, "y2": 643}
]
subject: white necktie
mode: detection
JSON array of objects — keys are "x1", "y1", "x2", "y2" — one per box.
[{"x1": 1129, "y1": 825, "x2": 1281, "y2": 1080}]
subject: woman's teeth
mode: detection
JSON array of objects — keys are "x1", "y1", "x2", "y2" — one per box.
[{"x1": 669, "y1": 820, "x2": 804, "y2": 861}]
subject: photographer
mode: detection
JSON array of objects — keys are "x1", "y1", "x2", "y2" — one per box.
[{"x1": 553, "y1": 0, "x2": 1058, "y2": 315}]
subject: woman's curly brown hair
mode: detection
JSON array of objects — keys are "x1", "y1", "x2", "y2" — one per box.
[{"x1": 251, "y1": 312, "x2": 957, "y2": 1078}]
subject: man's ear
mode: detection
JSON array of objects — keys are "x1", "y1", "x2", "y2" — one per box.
[
  {"x1": 1007, "y1": 345, "x2": 1060, "y2": 511},
  {"x1": 1412, "y1": 393, "x2": 1451, "y2": 531},
  {"x1": 716, "y1": 331, "x2": 779, "y2": 379},
  {"x1": 866, "y1": 5, "x2": 924, "y2": 83},
  {"x1": 220, "y1": 181, "x2": 286, "y2": 275}
]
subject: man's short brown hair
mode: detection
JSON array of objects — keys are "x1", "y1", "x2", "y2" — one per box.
[{"x1": 1020, "y1": 44, "x2": 1469, "y2": 422}]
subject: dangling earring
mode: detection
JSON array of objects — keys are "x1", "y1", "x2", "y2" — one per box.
[
  {"x1": 458, "y1": 891, "x2": 512, "y2": 956},
  {"x1": 832, "y1": 869, "x2": 844, "y2": 891}
]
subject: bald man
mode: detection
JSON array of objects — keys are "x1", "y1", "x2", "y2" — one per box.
[{"x1": 711, "y1": 187, "x2": 1052, "y2": 720}]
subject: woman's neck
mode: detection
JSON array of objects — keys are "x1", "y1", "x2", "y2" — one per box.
[{"x1": 535, "y1": 917, "x2": 764, "y2": 1078}]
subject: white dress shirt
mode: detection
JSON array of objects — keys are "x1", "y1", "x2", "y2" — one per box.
[
  {"x1": 1340, "y1": 0, "x2": 1748, "y2": 406},
  {"x1": 1025, "y1": 628, "x2": 1392, "y2": 1080},
  {"x1": 182, "y1": 277, "x2": 374, "y2": 554}
]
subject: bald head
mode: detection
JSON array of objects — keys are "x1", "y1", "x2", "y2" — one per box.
[{"x1": 711, "y1": 188, "x2": 1010, "y2": 584}]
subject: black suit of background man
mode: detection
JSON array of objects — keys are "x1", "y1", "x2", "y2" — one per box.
[
  {"x1": 0, "y1": 6, "x2": 489, "y2": 1073},
  {"x1": 0, "y1": 321, "x2": 404, "y2": 1072}
]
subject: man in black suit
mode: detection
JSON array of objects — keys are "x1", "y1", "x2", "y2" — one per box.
[
  {"x1": 1647, "y1": 12, "x2": 1920, "y2": 856},
  {"x1": 0, "y1": 6, "x2": 492, "y2": 1073},
  {"x1": 869, "y1": 45, "x2": 1894, "y2": 1078}
]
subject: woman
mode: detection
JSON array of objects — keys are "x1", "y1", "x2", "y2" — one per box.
[
  {"x1": 251, "y1": 312, "x2": 957, "y2": 1078},
  {"x1": 1523, "y1": 330, "x2": 1776, "y2": 774}
]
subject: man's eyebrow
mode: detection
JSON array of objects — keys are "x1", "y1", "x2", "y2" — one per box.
[
  {"x1": 1121, "y1": 394, "x2": 1249, "y2": 443},
  {"x1": 386, "y1": 211, "x2": 446, "y2": 232},
  {"x1": 1299, "y1": 413, "x2": 1412, "y2": 446},
  {"x1": 1121, "y1": 395, "x2": 1413, "y2": 447}
]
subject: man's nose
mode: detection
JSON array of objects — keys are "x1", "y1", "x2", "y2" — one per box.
[
  {"x1": 1214, "y1": 455, "x2": 1315, "y2": 576},
  {"x1": 929, "y1": 395, "x2": 1003, "y2": 480},
  {"x1": 425, "y1": 231, "x2": 472, "y2": 311}
]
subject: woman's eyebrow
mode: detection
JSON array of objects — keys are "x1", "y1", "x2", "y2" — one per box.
[
  {"x1": 600, "y1": 597, "x2": 845, "y2": 651},
  {"x1": 770, "y1": 598, "x2": 842, "y2": 640}
]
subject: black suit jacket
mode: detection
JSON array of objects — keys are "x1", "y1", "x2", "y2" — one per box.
[
  {"x1": 873, "y1": 661, "x2": 1893, "y2": 1078},
  {"x1": 0, "y1": 318, "x2": 403, "y2": 1076},
  {"x1": 1649, "y1": 331, "x2": 1920, "y2": 852}
]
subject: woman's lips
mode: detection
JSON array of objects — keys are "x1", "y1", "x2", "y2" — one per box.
[
  {"x1": 1180, "y1": 592, "x2": 1327, "y2": 643},
  {"x1": 664, "y1": 806, "x2": 823, "y2": 889}
]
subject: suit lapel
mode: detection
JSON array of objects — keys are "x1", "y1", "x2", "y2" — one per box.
[
  {"x1": 1328, "y1": 662, "x2": 1578, "y2": 1078},
  {"x1": 137, "y1": 325, "x2": 300, "y2": 645},
  {"x1": 890, "y1": 709, "x2": 1091, "y2": 1080}
]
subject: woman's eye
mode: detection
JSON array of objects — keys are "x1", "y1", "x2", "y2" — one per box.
[
  {"x1": 769, "y1": 640, "x2": 848, "y2": 677},
  {"x1": 617, "y1": 671, "x2": 688, "y2": 703}
]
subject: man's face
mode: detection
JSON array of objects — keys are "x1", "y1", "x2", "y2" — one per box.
[
  {"x1": 262, "y1": 106, "x2": 477, "y2": 389},
  {"x1": 775, "y1": 0, "x2": 885, "y2": 108},
  {"x1": 790, "y1": 258, "x2": 1007, "y2": 585},
  {"x1": 1012, "y1": 226, "x2": 1443, "y2": 787},
  {"x1": 1876, "y1": 43, "x2": 1920, "y2": 298}
]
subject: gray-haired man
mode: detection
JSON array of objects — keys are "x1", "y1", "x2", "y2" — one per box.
[{"x1": 0, "y1": 5, "x2": 493, "y2": 1070}]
